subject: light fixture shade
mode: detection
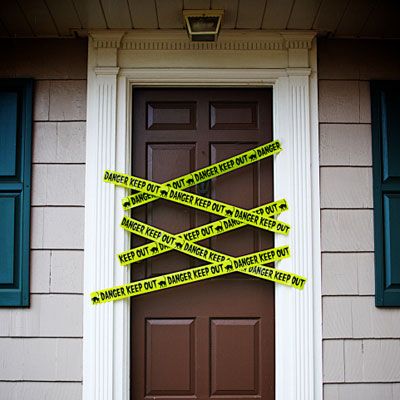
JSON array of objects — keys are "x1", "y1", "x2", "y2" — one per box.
[{"x1": 183, "y1": 10, "x2": 224, "y2": 42}]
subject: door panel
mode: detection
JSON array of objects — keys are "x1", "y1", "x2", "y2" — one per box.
[
  {"x1": 147, "y1": 102, "x2": 197, "y2": 130},
  {"x1": 210, "y1": 101, "x2": 258, "y2": 129},
  {"x1": 145, "y1": 319, "x2": 196, "y2": 395},
  {"x1": 131, "y1": 88, "x2": 274, "y2": 400},
  {"x1": 210, "y1": 318, "x2": 260, "y2": 395}
]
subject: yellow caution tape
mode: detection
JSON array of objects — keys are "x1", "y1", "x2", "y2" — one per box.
[
  {"x1": 120, "y1": 216, "x2": 229, "y2": 264},
  {"x1": 118, "y1": 198, "x2": 288, "y2": 265},
  {"x1": 121, "y1": 140, "x2": 282, "y2": 209},
  {"x1": 91, "y1": 140, "x2": 307, "y2": 304},
  {"x1": 241, "y1": 265, "x2": 306, "y2": 289},
  {"x1": 105, "y1": 172, "x2": 290, "y2": 235},
  {"x1": 90, "y1": 244, "x2": 293, "y2": 304}
]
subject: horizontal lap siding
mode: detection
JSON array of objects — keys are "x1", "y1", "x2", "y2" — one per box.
[
  {"x1": 318, "y1": 38, "x2": 400, "y2": 400},
  {"x1": 0, "y1": 39, "x2": 87, "y2": 400},
  {"x1": 0, "y1": 382, "x2": 82, "y2": 400},
  {"x1": 3, "y1": 36, "x2": 400, "y2": 400}
]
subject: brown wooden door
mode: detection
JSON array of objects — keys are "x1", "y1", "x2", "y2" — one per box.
[{"x1": 131, "y1": 88, "x2": 274, "y2": 400}]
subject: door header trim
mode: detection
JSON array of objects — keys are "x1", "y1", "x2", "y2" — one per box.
[{"x1": 90, "y1": 30, "x2": 315, "y2": 52}]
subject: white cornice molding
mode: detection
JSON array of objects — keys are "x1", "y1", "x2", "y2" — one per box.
[
  {"x1": 280, "y1": 32, "x2": 315, "y2": 49},
  {"x1": 88, "y1": 30, "x2": 316, "y2": 51},
  {"x1": 90, "y1": 31, "x2": 126, "y2": 48}
]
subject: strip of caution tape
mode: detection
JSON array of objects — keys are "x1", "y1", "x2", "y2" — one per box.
[
  {"x1": 240, "y1": 265, "x2": 306, "y2": 289},
  {"x1": 118, "y1": 198, "x2": 288, "y2": 265},
  {"x1": 122, "y1": 140, "x2": 282, "y2": 209},
  {"x1": 105, "y1": 171, "x2": 290, "y2": 235},
  {"x1": 90, "y1": 245, "x2": 301, "y2": 304}
]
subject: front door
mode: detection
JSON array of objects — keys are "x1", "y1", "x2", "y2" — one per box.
[{"x1": 131, "y1": 88, "x2": 274, "y2": 400}]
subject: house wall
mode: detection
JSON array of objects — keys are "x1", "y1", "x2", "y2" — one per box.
[
  {"x1": 0, "y1": 39, "x2": 87, "y2": 400},
  {"x1": 318, "y1": 38, "x2": 400, "y2": 400},
  {"x1": 1, "y1": 35, "x2": 400, "y2": 400}
]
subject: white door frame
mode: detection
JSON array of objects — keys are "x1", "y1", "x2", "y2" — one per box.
[{"x1": 83, "y1": 30, "x2": 322, "y2": 400}]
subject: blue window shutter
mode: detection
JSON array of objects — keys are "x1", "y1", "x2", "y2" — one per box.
[
  {"x1": 372, "y1": 81, "x2": 400, "y2": 307},
  {"x1": 0, "y1": 79, "x2": 32, "y2": 307}
]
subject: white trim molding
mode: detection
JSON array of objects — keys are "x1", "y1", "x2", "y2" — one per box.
[
  {"x1": 84, "y1": 30, "x2": 321, "y2": 400},
  {"x1": 90, "y1": 30, "x2": 314, "y2": 51}
]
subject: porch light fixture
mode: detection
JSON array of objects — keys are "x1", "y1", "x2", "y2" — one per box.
[{"x1": 183, "y1": 10, "x2": 224, "y2": 42}]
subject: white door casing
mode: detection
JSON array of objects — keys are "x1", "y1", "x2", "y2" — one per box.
[{"x1": 83, "y1": 30, "x2": 321, "y2": 400}]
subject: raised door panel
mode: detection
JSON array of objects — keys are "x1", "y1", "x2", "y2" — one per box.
[
  {"x1": 210, "y1": 102, "x2": 258, "y2": 130},
  {"x1": 211, "y1": 319, "x2": 260, "y2": 395},
  {"x1": 147, "y1": 102, "x2": 197, "y2": 130},
  {"x1": 145, "y1": 319, "x2": 195, "y2": 396}
]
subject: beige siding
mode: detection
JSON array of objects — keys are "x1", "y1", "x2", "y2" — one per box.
[
  {"x1": 48, "y1": 80, "x2": 87, "y2": 121},
  {"x1": 2, "y1": 35, "x2": 400, "y2": 400},
  {"x1": 0, "y1": 382, "x2": 82, "y2": 400},
  {"x1": 32, "y1": 121, "x2": 86, "y2": 163},
  {"x1": 32, "y1": 164, "x2": 85, "y2": 206},
  {"x1": 30, "y1": 207, "x2": 84, "y2": 249},
  {"x1": 319, "y1": 80, "x2": 361, "y2": 123},
  {"x1": 0, "y1": 338, "x2": 82, "y2": 380},
  {"x1": 50, "y1": 251, "x2": 83, "y2": 293},
  {"x1": 322, "y1": 253, "x2": 375, "y2": 296},
  {"x1": 319, "y1": 124, "x2": 372, "y2": 166},
  {"x1": 324, "y1": 383, "x2": 400, "y2": 400},
  {"x1": 30, "y1": 250, "x2": 83, "y2": 294},
  {"x1": 0, "y1": 39, "x2": 86, "y2": 400},
  {"x1": 319, "y1": 38, "x2": 400, "y2": 397},
  {"x1": 323, "y1": 340, "x2": 345, "y2": 382},
  {"x1": 320, "y1": 168, "x2": 373, "y2": 209},
  {"x1": 323, "y1": 297, "x2": 400, "y2": 338},
  {"x1": 345, "y1": 340, "x2": 400, "y2": 382},
  {"x1": 321, "y1": 209, "x2": 374, "y2": 252},
  {"x1": 0, "y1": 294, "x2": 82, "y2": 336}
]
